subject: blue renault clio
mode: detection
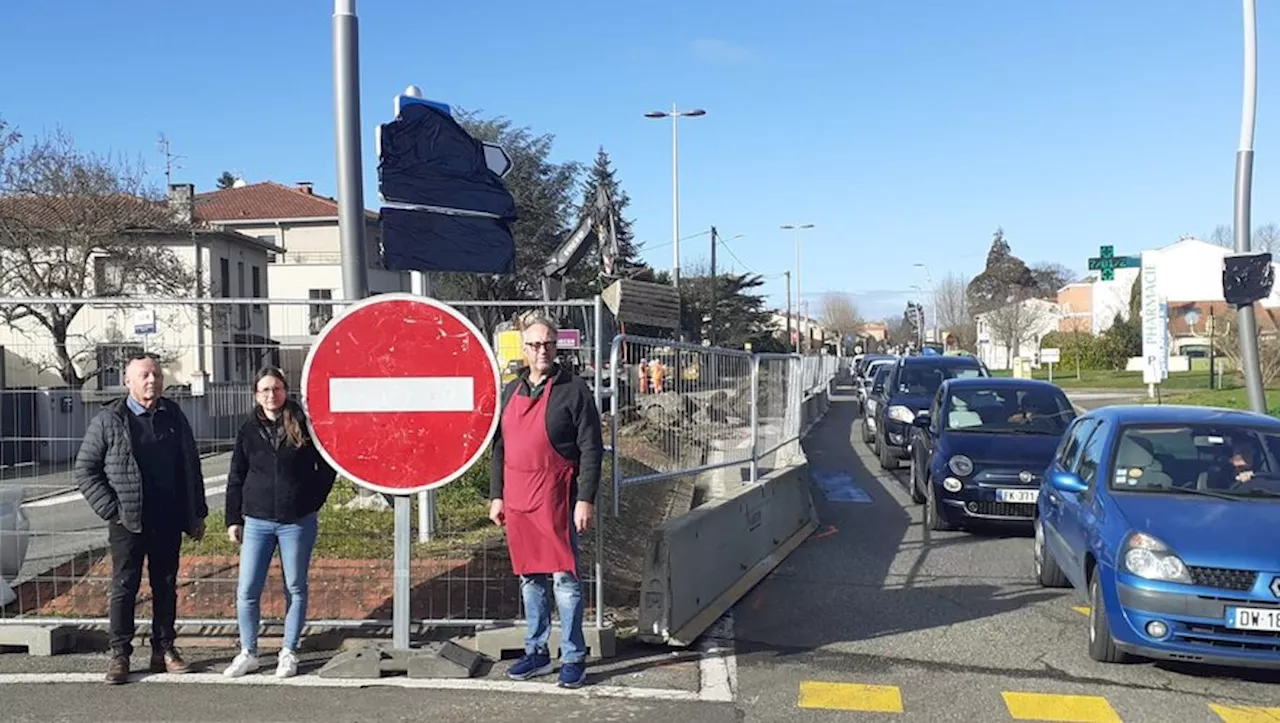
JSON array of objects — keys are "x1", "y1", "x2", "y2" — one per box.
[{"x1": 1035, "y1": 404, "x2": 1280, "y2": 669}]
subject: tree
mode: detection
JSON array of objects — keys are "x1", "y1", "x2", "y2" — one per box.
[
  {"x1": 1208, "y1": 223, "x2": 1280, "y2": 253},
  {"x1": 1030, "y1": 262, "x2": 1074, "y2": 299},
  {"x1": 819, "y1": 292, "x2": 862, "y2": 351},
  {"x1": 679, "y1": 264, "x2": 775, "y2": 350},
  {"x1": 429, "y1": 112, "x2": 582, "y2": 337},
  {"x1": 883, "y1": 314, "x2": 910, "y2": 345},
  {"x1": 215, "y1": 171, "x2": 238, "y2": 189},
  {"x1": 966, "y1": 228, "x2": 1036, "y2": 316},
  {"x1": 982, "y1": 293, "x2": 1056, "y2": 366},
  {"x1": 1209, "y1": 307, "x2": 1280, "y2": 387},
  {"x1": 0, "y1": 125, "x2": 198, "y2": 387},
  {"x1": 578, "y1": 147, "x2": 644, "y2": 283},
  {"x1": 933, "y1": 272, "x2": 975, "y2": 350}
]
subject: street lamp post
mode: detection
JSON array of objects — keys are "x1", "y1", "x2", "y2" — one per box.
[
  {"x1": 645, "y1": 104, "x2": 707, "y2": 290},
  {"x1": 781, "y1": 223, "x2": 815, "y2": 352}
]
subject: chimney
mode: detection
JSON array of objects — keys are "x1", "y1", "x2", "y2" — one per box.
[
  {"x1": 168, "y1": 183, "x2": 194, "y2": 224},
  {"x1": 295, "y1": 181, "x2": 313, "y2": 195}
]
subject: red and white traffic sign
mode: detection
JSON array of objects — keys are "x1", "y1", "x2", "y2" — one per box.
[{"x1": 301, "y1": 293, "x2": 501, "y2": 495}]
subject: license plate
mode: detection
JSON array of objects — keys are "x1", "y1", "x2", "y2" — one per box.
[
  {"x1": 996, "y1": 488, "x2": 1039, "y2": 504},
  {"x1": 1227, "y1": 607, "x2": 1280, "y2": 631}
]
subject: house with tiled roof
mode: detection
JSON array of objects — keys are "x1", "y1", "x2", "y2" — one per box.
[
  {"x1": 0, "y1": 183, "x2": 284, "y2": 391},
  {"x1": 191, "y1": 180, "x2": 409, "y2": 376}
]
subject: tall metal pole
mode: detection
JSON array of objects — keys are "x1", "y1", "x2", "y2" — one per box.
[
  {"x1": 334, "y1": 0, "x2": 370, "y2": 302},
  {"x1": 671, "y1": 103, "x2": 681, "y2": 290},
  {"x1": 785, "y1": 271, "x2": 796, "y2": 353},
  {"x1": 1236, "y1": 0, "x2": 1267, "y2": 414},
  {"x1": 709, "y1": 226, "x2": 717, "y2": 346}
]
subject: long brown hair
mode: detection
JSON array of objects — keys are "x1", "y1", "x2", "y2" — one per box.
[{"x1": 254, "y1": 366, "x2": 308, "y2": 448}]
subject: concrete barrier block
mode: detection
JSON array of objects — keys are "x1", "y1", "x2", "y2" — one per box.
[
  {"x1": 471, "y1": 622, "x2": 616, "y2": 660},
  {"x1": 637, "y1": 464, "x2": 818, "y2": 646}
]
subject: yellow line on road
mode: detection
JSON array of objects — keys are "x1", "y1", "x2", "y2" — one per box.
[
  {"x1": 1002, "y1": 691, "x2": 1121, "y2": 723},
  {"x1": 798, "y1": 681, "x2": 903, "y2": 713},
  {"x1": 1072, "y1": 606, "x2": 1090, "y2": 616},
  {"x1": 1211, "y1": 704, "x2": 1280, "y2": 722}
]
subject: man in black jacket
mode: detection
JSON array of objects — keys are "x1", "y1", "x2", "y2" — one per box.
[{"x1": 74, "y1": 354, "x2": 208, "y2": 684}]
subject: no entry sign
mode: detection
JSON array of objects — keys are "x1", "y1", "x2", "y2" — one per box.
[{"x1": 301, "y1": 293, "x2": 501, "y2": 495}]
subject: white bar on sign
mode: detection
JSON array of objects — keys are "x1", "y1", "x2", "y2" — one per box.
[{"x1": 329, "y1": 377, "x2": 474, "y2": 413}]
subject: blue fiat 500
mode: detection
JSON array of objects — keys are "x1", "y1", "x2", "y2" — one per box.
[{"x1": 1036, "y1": 405, "x2": 1280, "y2": 669}]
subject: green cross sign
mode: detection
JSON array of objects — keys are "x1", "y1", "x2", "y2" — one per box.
[{"x1": 1086, "y1": 245, "x2": 1140, "y2": 281}]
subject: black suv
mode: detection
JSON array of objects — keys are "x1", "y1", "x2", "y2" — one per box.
[{"x1": 868, "y1": 355, "x2": 989, "y2": 470}]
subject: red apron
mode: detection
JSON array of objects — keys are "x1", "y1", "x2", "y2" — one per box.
[{"x1": 501, "y1": 374, "x2": 578, "y2": 576}]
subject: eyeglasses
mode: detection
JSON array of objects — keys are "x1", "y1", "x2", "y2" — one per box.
[{"x1": 524, "y1": 341, "x2": 556, "y2": 351}]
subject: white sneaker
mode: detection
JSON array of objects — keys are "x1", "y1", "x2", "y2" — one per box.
[
  {"x1": 275, "y1": 648, "x2": 299, "y2": 678},
  {"x1": 223, "y1": 650, "x2": 259, "y2": 678}
]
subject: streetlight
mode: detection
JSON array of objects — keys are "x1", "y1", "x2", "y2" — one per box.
[
  {"x1": 781, "y1": 223, "x2": 815, "y2": 352},
  {"x1": 645, "y1": 104, "x2": 706, "y2": 290}
]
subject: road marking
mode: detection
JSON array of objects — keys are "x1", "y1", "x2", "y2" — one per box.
[
  {"x1": 329, "y1": 376, "x2": 474, "y2": 413},
  {"x1": 0, "y1": 672, "x2": 702, "y2": 701},
  {"x1": 1072, "y1": 606, "x2": 1090, "y2": 616},
  {"x1": 697, "y1": 614, "x2": 736, "y2": 702},
  {"x1": 1211, "y1": 704, "x2": 1280, "y2": 722},
  {"x1": 1002, "y1": 691, "x2": 1121, "y2": 723},
  {"x1": 810, "y1": 524, "x2": 839, "y2": 540},
  {"x1": 23, "y1": 475, "x2": 229, "y2": 509},
  {"x1": 798, "y1": 681, "x2": 903, "y2": 713}
]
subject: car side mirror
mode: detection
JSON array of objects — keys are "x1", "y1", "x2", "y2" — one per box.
[
  {"x1": 1050, "y1": 471, "x2": 1088, "y2": 494},
  {"x1": 912, "y1": 412, "x2": 932, "y2": 428}
]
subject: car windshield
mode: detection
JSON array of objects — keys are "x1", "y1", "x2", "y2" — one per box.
[
  {"x1": 896, "y1": 364, "x2": 984, "y2": 398},
  {"x1": 943, "y1": 386, "x2": 1074, "y2": 435},
  {"x1": 1109, "y1": 423, "x2": 1280, "y2": 498},
  {"x1": 864, "y1": 361, "x2": 892, "y2": 381}
]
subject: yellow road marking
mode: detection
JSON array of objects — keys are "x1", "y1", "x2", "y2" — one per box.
[
  {"x1": 1072, "y1": 606, "x2": 1090, "y2": 616},
  {"x1": 1002, "y1": 691, "x2": 1121, "y2": 723},
  {"x1": 1211, "y1": 704, "x2": 1280, "y2": 722},
  {"x1": 798, "y1": 681, "x2": 903, "y2": 713}
]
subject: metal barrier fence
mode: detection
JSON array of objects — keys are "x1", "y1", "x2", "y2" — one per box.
[
  {"x1": 606, "y1": 336, "x2": 840, "y2": 513},
  {"x1": 0, "y1": 295, "x2": 611, "y2": 633}
]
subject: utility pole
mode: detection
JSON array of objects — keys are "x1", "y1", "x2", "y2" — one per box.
[
  {"x1": 1235, "y1": 0, "x2": 1267, "y2": 414},
  {"x1": 785, "y1": 271, "x2": 796, "y2": 353},
  {"x1": 709, "y1": 226, "x2": 718, "y2": 346}
]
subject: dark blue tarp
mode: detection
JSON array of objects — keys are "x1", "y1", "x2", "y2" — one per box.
[
  {"x1": 380, "y1": 207, "x2": 515, "y2": 275},
  {"x1": 378, "y1": 103, "x2": 516, "y2": 219}
]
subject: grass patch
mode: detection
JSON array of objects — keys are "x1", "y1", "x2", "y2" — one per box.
[
  {"x1": 988, "y1": 368, "x2": 1222, "y2": 390},
  {"x1": 185, "y1": 449, "x2": 501, "y2": 559},
  {"x1": 1153, "y1": 387, "x2": 1280, "y2": 417}
]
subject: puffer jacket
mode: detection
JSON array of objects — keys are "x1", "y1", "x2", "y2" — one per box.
[{"x1": 73, "y1": 397, "x2": 208, "y2": 535}]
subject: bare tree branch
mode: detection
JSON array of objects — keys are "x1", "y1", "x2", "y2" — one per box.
[{"x1": 982, "y1": 293, "x2": 1057, "y2": 365}]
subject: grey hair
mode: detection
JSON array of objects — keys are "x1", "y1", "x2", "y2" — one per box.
[{"x1": 519, "y1": 312, "x2": 559, "y2": 335}]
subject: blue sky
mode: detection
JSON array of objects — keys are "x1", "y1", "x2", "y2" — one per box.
[{"x1": 2, "y1": 0, "x2": 1277, "y2": 322}]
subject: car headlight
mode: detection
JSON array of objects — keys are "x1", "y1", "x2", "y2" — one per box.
[
  {"x1": 888, "y1": 405, "x2": 916, "y2": 424},
  {"x1": 1122, "y1": 532, "x2": 1192, "y2": 584},
  {"x1": 948, "y1": 455, "x2": 974, "y2": 477}
]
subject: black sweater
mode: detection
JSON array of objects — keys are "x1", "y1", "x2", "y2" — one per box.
[
  {"x1": 489, "y1": 364, "x2": 603, "y2": 504},
  {"x1": 225, "y1": 405, "x2": 338, "y2": 527}
]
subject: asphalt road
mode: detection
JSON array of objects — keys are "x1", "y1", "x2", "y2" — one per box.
[
  {"x1": 730, "y1": 395, "x2": 1280, "y2": 722},
  {"x1": 10, "y1": 453, "x2": 233, "y2": 587}
]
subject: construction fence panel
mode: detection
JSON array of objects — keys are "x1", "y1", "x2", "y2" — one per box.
[{"x1": 0, "y1": 295, "x2": 610, "y2": 632}]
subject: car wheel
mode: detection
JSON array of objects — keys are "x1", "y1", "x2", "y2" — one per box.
[
  {"x1": 909, "y1": 457, "x2": 926, "y2": 504},
  {"x1": 1088, "y1": 571, "x2": 1131, "y2": 663},
  {"x1": 1034, "y1": 518, "x2": 1069, "y2": 588},
  {"x1": 878, "y1": 432, "x2": 898, "y2": 470},
  {"x1": 925, "y1": 477, "x2": 954, "y2": 531}
]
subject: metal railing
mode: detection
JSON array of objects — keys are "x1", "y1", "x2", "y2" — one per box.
[{"x1": 606, "y1": 335, "x2": 839, "y2": 511}]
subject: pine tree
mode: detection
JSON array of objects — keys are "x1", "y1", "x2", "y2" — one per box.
[
  {"x1": 580, "y1": 146, "x2": 643, "y2": 274},
  {"x1": 215, "y1": 171, "x2": 237, "y2": 189}
]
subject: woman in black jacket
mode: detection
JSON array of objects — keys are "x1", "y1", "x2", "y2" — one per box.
[{"x1": 222, "y1": 367, "x2": 336, "y2": 679}]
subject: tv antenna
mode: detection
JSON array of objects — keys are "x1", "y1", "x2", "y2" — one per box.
[{"x1": 157, "y1": 133, "x2": 185, "y2": 186}]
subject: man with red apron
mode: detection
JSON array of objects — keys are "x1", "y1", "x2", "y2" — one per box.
[{"x1": 489, "y1": 316, "x2": 603, "y2": 689}]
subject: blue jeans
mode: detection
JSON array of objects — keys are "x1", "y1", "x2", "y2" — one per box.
[
  {"x1": 519, "y1": 523, "x2": 586, "y2": 664},
  {"x1": 236, "y1": 513, "x2": 318, "y2": 654}
]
